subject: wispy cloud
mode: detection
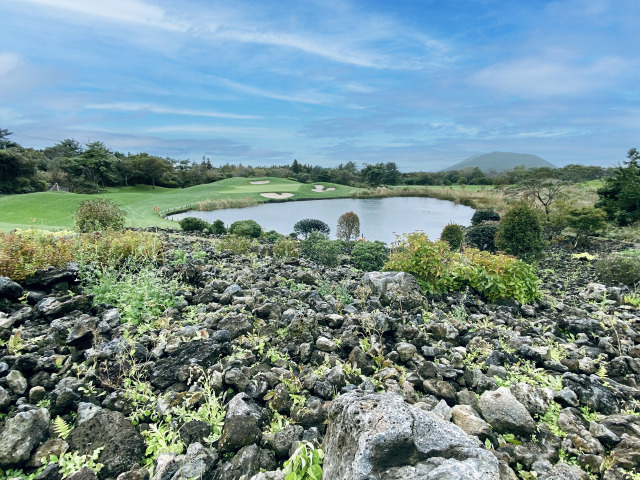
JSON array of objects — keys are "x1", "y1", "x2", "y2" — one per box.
[
  {"x1": 86, "y1": 102, "x2": 261, "y2": 120},
  {"x1": 6, "y1": 0, "x2": 187, "y2": 31},
  {"x1": 213, "y1": 77, "x2": 338, "y2": 105},
  {"x1": 0, "y1": 52, "x2": 22, "y2": 77}
]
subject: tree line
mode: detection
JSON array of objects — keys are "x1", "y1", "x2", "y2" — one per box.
[{"x1": 0, "y1": 128, "x2": 612, "y2": 195}]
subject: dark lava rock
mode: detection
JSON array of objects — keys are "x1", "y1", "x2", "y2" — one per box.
[
  {"x1": 562, "y1": 373, "x2": 620, "y2": 415},
  {"x1": 0, "y1": 407, "x2": 50, "y2": 466},
  {"x1": 66, "y1": 409, "x2": 145, "y2": 479},
  {"x1": 0, "y1": 276, "x2": 23, "y2": 301}
]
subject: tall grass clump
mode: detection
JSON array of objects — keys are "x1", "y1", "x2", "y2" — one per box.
[
  {"x1": 197, "y1": 198, "x2": 259, "y2": 211},
  {"x1": 74, "y1": 198, "x2": 127, "y2": 233},
  {"x1": 74, "y1": 230, "x2": 162, "y2": 266},
  {"x1": 0, "y1": 229, "x2": 75, "y2": 281}
]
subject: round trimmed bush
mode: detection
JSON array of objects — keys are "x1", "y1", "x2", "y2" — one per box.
[
  {"x1": 465, "y1": 223, "x2": 499, "y2": 252},
  {"x1": 350, "y1": 240, "x2": 388, "y2": 271},
  {"x1": 210, "y1": 219, "x2": 226, "y2": 235},
  {"x1": 495, "y1": 202, "x2": 545, "y2": 260},
  {"x1": 440, "y1": 223, "x2": 464, "y2": 251},
  {"x1": 74, "y1": 198, "x2": 126, "y2": 232},
  {"x1": 300, "y1": 232, "x2": 341, "y2": 267},
  {"x1": 293, "y1": 219, "x2": 330, "y2": 238},
  {"x1": 229, "y1": 219, "x2": 262, "y2": 238},
  {"x1": 179, "y1": 217, "x2": 210, "y2": 233},
  {"x1": 471, "y1": 210, "x2": 501, "y2": 226}
]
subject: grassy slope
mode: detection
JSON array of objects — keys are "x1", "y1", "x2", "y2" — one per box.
[{"x1": 0, "y1": 178, "x2": 358, "y2": 231}]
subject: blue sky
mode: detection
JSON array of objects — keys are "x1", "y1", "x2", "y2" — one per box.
[{"x1": 1, "y1": 0, "x2": 638, "y2": 170}]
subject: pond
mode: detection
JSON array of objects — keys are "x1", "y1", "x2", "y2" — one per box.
[{"x1": 168, "y1": 196, "x2": 474, "y2": 244}]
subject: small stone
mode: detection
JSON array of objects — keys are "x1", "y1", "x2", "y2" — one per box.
[
  {"x1": 6, "y1": 370, "x2": 28, "y2": 395},
  {"x1": 29, "y1": 386, "x2": 47, "y2": 404},
  {"x1": 479, "y1": 387, "x2": 536, "y2": 434},
  {"x1": 315, "y1": 337, "x2": 338, "y2": 353},
  {"x1": 395, "y1": 342, "x2": 417, "y2": 363}
]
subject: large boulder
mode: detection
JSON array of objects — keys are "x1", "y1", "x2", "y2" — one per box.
[
  {"x1": 66, "y1": 409, "x2": 145, "y2": 479},
  {"x1": 0, "y1": 276, "x2": 23, "y2": 301},
  {"x1": 322, "y1": 390, "x2": 500, "y2": 480},
  {"x1": 361, "y1": 272, "x2": 425, "y2": 309},
  {"x1": 0, "y1": 407, "x2": 50, "y2": 466},
  {"x1": 478, "y1": 387, "x2": 536, "y2": 435}
]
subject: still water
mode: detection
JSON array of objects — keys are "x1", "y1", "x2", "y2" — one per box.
[{"x1": 169, "y1": 197, "x2": 474, "y2": 245}]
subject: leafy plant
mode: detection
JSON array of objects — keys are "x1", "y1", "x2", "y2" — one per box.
[
  {"x1": 282, "y1": 441, "x2": 324, "y2": 480},
  {"x1": 45, "y1": 448, "x2": 104, "y2": 479},
  {"x1": 350, "y1": 240, "x2": 388, "y2": 271},
  {"x1": 300, "y1": 232, "x2": 342, "y2": 267},
  {"x1": 210, "y1": 219, "x2": 227, "y2": 235},
  {"x1": 273, "y1": 237, "x2": 299, "y2": 259},
  {"x1": 179, "y1": 217, "x2": 210, "y2": 232},
  {"x1": 74, "y1": 198, "x2": 126, "y2": 232},
  {"x1": 141, "y1": 423, "x2": 184, "y2": 468},
  {"x1": 228, "y1": 219, "x2": 262, "y2": 238},
  {"x1": 219, "y1": 235, "x2": 253, "y2": 254},
  {"x1": 471, "y1": 210, "x2": 500, "y2": 226}
]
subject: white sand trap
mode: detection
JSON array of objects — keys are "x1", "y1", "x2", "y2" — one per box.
[
  {"x1": 311, "y1": 184, "x2": 336, "y2": 192},
  {"x1": 250, "y1": 180, "x2": 271, "y2": 184},
  {"x1": 260, "y1": 192, "x2": 294, "y2": 199}
]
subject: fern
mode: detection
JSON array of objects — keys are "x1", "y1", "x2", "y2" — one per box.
[{"x1": 53, "y1": 416, "x2": 73, "y2": 439}]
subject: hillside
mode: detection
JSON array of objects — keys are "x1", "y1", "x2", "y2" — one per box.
[{"x1": 444, "y1": 151, "x2": 556, "y2": 172}]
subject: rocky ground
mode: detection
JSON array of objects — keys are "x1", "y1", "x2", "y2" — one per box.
[{"x1": 0, "y1": 231, "x2": 639, "y2": 480}]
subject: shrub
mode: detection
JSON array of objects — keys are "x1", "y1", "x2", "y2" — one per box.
[
  {"x1": 81, "y1": 261, "x2": 179, "y2": 327},
  {"x1": 273, "y1": 237, "x2": 299, "y2": 259},
  {"x1": 0, "y1": 229, "x2": 75, "y2": 281},
  {"x1": 210, "y1": 219, "x2": 226, "y2": 235},
  {"x1": 595, "y1": 148, "x2": 640, "y2": 226},
  {"x1": 75, "y1": 230, "x2": 161, "y2": 266},
  {"x1": 350, "y1": 240, "x2": 388, "y2": 271},
  {"x1": 229, "y1": 219, "x2": 262, "y2": 238},
  {"x1": 293, "y1": 219, "x2": 330, "y2": 238},
  {"x1": 264, "y1": 230, "x2": 284, "y2": 243},
  {"x1": 179, "y1": 217, "x2": 210, "y2": 232},
  {"x1": 595, "y1": 250, "x2": 640, "y2": 286},
  {"x1": 219, "y1": 235, "x2": 253, "y2": 254},
  {"x1": 495, "y1": 202, "x2": 545, "y2": 260},
  {"x1": 383, "y1": 232, "x2": 540, "y2": 303},
  {"x1": 551, "y1": 206, "x2": 608, "y2": 246},
  {"x1": 300, "y1": 232, "x2": 341, "y2": 267},
  {"x1": 336, "y1": 211, "x2": 360, "y2": 242},
  {"x1": 471, "y1": 210, "x2": 500, "y2": 226},
  {"x1": 440, "y1": 223, "x2": 464, "y2": 251},
  {"x1": 74, "y1": 198, "x2": 126, "y2": 232},
  {"x1": 465, "y1": 223, "x2": 499, "y2": 252}
]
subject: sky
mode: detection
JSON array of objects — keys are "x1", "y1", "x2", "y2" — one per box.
[{"x1": 1, "y1": 0, "x2": 639, "y2": 171}]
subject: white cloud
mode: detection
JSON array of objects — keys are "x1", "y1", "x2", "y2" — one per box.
[
  {"x1": 6, "y1": 0, "x2": 187, "y2": 31},
  {"x1": 214, "y1": 77, "x2": 338, "y2": 105},
  {"x1": 86, "y1": 102, "x2": 261, "y2": 120},
  {"x1": 145, "y1": 124, "x2": 290, "y2": 139},
  {"x1": 471, "y1": 53, "x2": 626, "y2": 98},
  {"x1": 0, "y1": 52, "x2": 22, "y2": 78}
]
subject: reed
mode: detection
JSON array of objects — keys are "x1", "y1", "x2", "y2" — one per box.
[{"x1": 197, "y1": 197, "x2": 260, "y2": 211}]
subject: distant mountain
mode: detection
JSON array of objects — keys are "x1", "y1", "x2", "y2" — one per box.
[{"x1": 444, "y1": 152, "x2": 556, "y2": 172}]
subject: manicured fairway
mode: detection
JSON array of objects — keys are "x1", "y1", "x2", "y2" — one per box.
[{"x1": 0, "y1": 178, "x2": 358, "y2": 231}]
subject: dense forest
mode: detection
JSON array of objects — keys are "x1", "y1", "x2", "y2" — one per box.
[{"x1": 0, "y1": 128, "x2": 610, "y2": 194}]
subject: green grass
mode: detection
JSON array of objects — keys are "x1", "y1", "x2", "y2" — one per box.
[{"x1": 0, "y1": 178, "x2": 359, "y2": 232}]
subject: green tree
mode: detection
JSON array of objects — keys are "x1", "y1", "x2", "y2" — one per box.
[
  {"x1": 135, "y1": 153, "x2": 174, "y2": 188},
  {"x1": 0, "y1": 128, "x2": 20, "y2": 149},
  {"x1": 294, "y1": 219, "x2": 330, "y2": 238},
  {"x1": 0, "y1": 148, "x2": 45, "y2": 194},
  {"x1": 502, "y1": 167, "x2": 567, "y2": 221},
  {"x1": 595, "y1": 148, "x2": 640, "y2": 226},
  {"x1": 336, "y1": 211, "x2": 360, "y2": 242}
]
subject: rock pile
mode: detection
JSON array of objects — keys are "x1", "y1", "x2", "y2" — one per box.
[{"x1": 0, "y1": 233, "x2": 638, "y2": 480}]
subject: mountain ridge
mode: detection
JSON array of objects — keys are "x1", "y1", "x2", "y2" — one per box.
[{"x1": 444, "y1": 151, "x2": 556, "y2": 172}]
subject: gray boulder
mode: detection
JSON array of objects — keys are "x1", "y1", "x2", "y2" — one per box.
[
  {"x1": 0, "y1": 277, "x2": 23, "y2": 301},
  {"x1": 218, "y1": 393, "x2": 263, "y2": 452},
  {"x1": 478, "y1": 387, "x2": 536, "y2": 434},
  {"x1": 322, "y1": 390, "x2": 500, "y2": 480},
  {"x1": 361, "y1": 272, "x2": 424, "y2": 309},
  {"x1": 0, "y1": 407, "x2": 50, "y2": 466}
]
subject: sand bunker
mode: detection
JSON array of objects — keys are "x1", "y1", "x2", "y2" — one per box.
[
  {"x1": 312, "y1": 184, "x2": 336, "y2": 192},
  {"x1": 260, "y1": 192, "x2": 294, "y2": 199},
  {"x1": 250, "y1": 180, "x2": 271, "y2": 184}
]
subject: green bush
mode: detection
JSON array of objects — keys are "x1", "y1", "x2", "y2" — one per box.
[
  {"x1": 273, "y1": 237, "x2": 299, "y2": 259},
  {"x1": 471, "y1": 210, "x2": 500, "y2": 226},
  {"x1": 595, "y1": 250, "x2": 640, "y2": 286},
  {"x1": 350, "y1": 240, "x2": 388, "y2": 271},
  {"x1": 179, "y1": 217, "x2": 210, "y2": 232},
  {"x1": 210, "y1": 219, "x2": 226, "y2": 235},
  {"x1": 74, "y1": 198, "x2": 126, "y2": 232},
  {"x1": 300, "y1": 232, "x2": 341, "y2": 267},
  {"x1": 551, "y1": 206, "x2": 608, "y2": 246},
  {"x1": 440, "y1": 223, "x2": 464, "y2": 251},
  {"x1": 229, "y1": 219, "x2": 262, "y2": 238},
  {"x1": 264, "y1": 230, "x2": 284, "y2": 243},
  {"x1": 384, "y1": 232, "x2": 539, "y2": 303},
  {"x1": 465, "y1": 223, "x2": 499, "y2": 252},
  {"x1": 336, "y1": 211, "x2": 360, "y2": 242},
  {"x1": 219, "y1": 235, "x2": 253, "y2": 254},
  {"x1": 293, "y1": 219, "x2": 330, "y2": 238},
  {"x1": 495, "y1": 202, "x2": 545, "y2": 260}
]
